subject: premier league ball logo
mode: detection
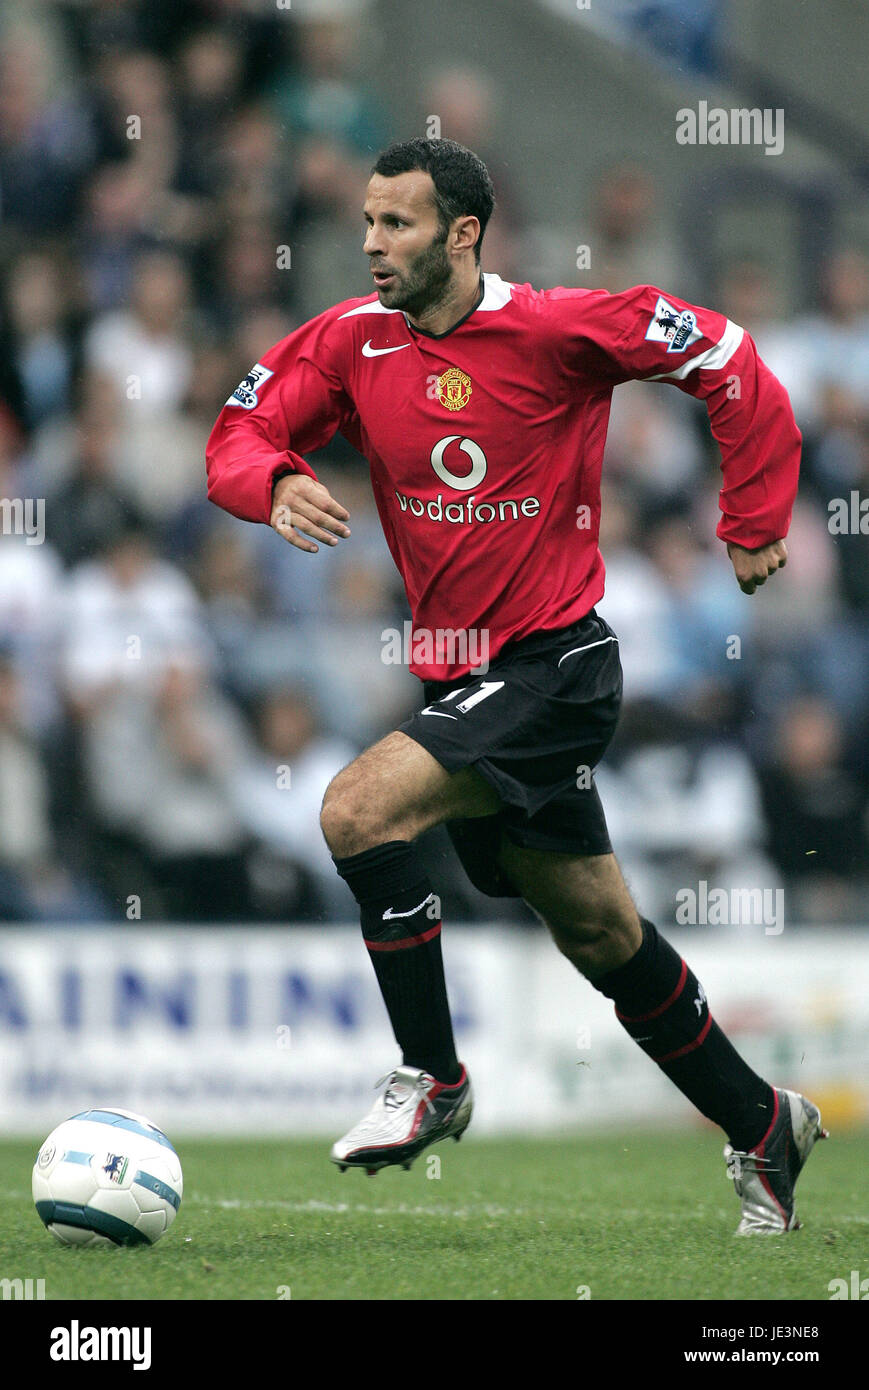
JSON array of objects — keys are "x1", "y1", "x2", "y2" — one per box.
[{"x1": 103, "y1": 1153, "x2": 129, "y2": 1184}]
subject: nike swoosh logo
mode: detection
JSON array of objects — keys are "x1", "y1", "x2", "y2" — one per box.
[
  {"x1": 382, "y1": 893, "x2": 436, "y2": 920},
  {"x1": 362, "y1": 340, "x2": 411, "y2": 357},
  {"x1": 420, "y1": 709, "x2": 458, "y2": 720}
]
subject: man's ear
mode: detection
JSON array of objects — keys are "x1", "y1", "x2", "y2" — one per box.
[{"x1": 452, "y1": 215, "x2": 481, "y2": 255}]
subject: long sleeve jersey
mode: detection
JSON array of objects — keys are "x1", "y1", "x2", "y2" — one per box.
[{"x1": 206, "y1": 274, "x2": 801, "y2": 680}]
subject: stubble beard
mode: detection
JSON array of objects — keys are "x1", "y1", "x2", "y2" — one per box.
[{"x1": 375, "y1": 232, "x2": 454, "y2": 319}]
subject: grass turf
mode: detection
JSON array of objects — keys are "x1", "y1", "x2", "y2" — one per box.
[{"x1": 0, "y1": 1128, "x2": 864, "y2": 1301}]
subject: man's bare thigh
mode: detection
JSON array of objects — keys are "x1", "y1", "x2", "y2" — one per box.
[{"x1": 320, "y1": 730, "x2": 501, "y2": 856}]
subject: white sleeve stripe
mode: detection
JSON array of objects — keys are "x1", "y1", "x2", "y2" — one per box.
[{"x1": 645, "y1": 318, "x2": 744, "y2": 381}]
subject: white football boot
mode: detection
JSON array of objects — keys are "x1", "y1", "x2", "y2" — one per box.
[
  {"x1": 331, "y1": 1064, "x2": 473, "y2": 1174},
  {"x1": 724, "y1": 1087, "x2": 828, "y2": 1235}
]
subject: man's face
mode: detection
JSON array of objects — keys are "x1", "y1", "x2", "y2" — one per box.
[{"x1": 363, "y1": 171, "x2": 453, "y2": 314}]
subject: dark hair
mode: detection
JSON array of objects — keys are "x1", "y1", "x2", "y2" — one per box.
[{"x1": 371, "y1": 138, "x2": 495, "y2": 264}]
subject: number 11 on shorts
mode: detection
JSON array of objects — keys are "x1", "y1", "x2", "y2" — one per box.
[{"x1": 442, "y1": 680, "x2": 505, "y2": 714}]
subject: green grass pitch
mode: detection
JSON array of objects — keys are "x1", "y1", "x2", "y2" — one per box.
[{"x1": 1, "y1": 1128, "x2": 865, "y2": 1301}]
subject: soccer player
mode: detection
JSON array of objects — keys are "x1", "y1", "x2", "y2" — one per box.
[{"x1": 206, "y1": 138, "x2": 826, "y2": 1234}]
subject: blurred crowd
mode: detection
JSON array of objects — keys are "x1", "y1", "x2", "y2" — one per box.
[{"x1": 0, "y1": 0, "x2": 867, "y2": 926}]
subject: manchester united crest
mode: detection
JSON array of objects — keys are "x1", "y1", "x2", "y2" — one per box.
[{"x1": 435, "y1": 367, "x2": 472, "y2": 412}]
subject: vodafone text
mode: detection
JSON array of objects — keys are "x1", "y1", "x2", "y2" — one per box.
[{"x1": 395, "y1": 489, "x2": 541, "y2": 525}]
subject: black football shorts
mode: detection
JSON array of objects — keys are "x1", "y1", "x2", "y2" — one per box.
[{"x1": 399, "y1": 609, "x2": 622, "y2": 897}]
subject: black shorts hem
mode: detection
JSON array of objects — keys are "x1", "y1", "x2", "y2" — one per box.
[
  {"x1": 400, "y1": 722, "x2": 473, "y2": 776},
  {"x1": 501, "y1": 822, "x2": 613, "y2": 858},
  {"x1": 402, "y1": 725, "x2": 557, "y2": 820}
]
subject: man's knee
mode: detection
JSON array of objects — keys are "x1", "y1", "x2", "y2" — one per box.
[
  {"x1": 545, "y1": 899, "x2": 641, "y2": 978},
  {"x1": 320, "y1": 768, "x2": 368, "y2": 857},
  {"x1": 547, "y1": 909, "x2": 634, "y2": 972},
  {"x1": 320, "y1": 761, "x2": 414, "y2": 858}
]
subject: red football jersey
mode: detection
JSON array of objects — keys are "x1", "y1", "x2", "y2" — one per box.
[{"x1": 206, "y1": 275, "x2": 801, "y2": 680}]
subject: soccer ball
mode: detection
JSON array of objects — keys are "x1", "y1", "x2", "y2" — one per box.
[{"x1": 32, "y1": 1108, "x2": 183, "y2": 1247}]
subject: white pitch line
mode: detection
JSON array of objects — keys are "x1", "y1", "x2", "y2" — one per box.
[
  {"x1": 3, "y1": 1186, "x2": 522, "y2": 1219},
  {"x1": 187, "y1": 1194, "x2": 525, "y2": 1219}
]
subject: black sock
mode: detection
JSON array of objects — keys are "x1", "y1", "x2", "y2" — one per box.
[
  {"x1": 332, "y1": 840, "x2": 462, "y2": 1085},
  {"x1": 595, "y1": 919, "x2": 775, "y2": 1151}
]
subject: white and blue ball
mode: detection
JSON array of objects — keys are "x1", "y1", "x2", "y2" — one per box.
[{"x1": 32, "y1": 1108, "x2": 182, "y2": 1247}]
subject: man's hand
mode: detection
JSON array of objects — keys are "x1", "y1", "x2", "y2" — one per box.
[
  {"x1": 726, "y1": 538, "x2": 788, "y2": 595},
  {"x1": 270, "y1": 473, "x2": 350, "y2": 552}
]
